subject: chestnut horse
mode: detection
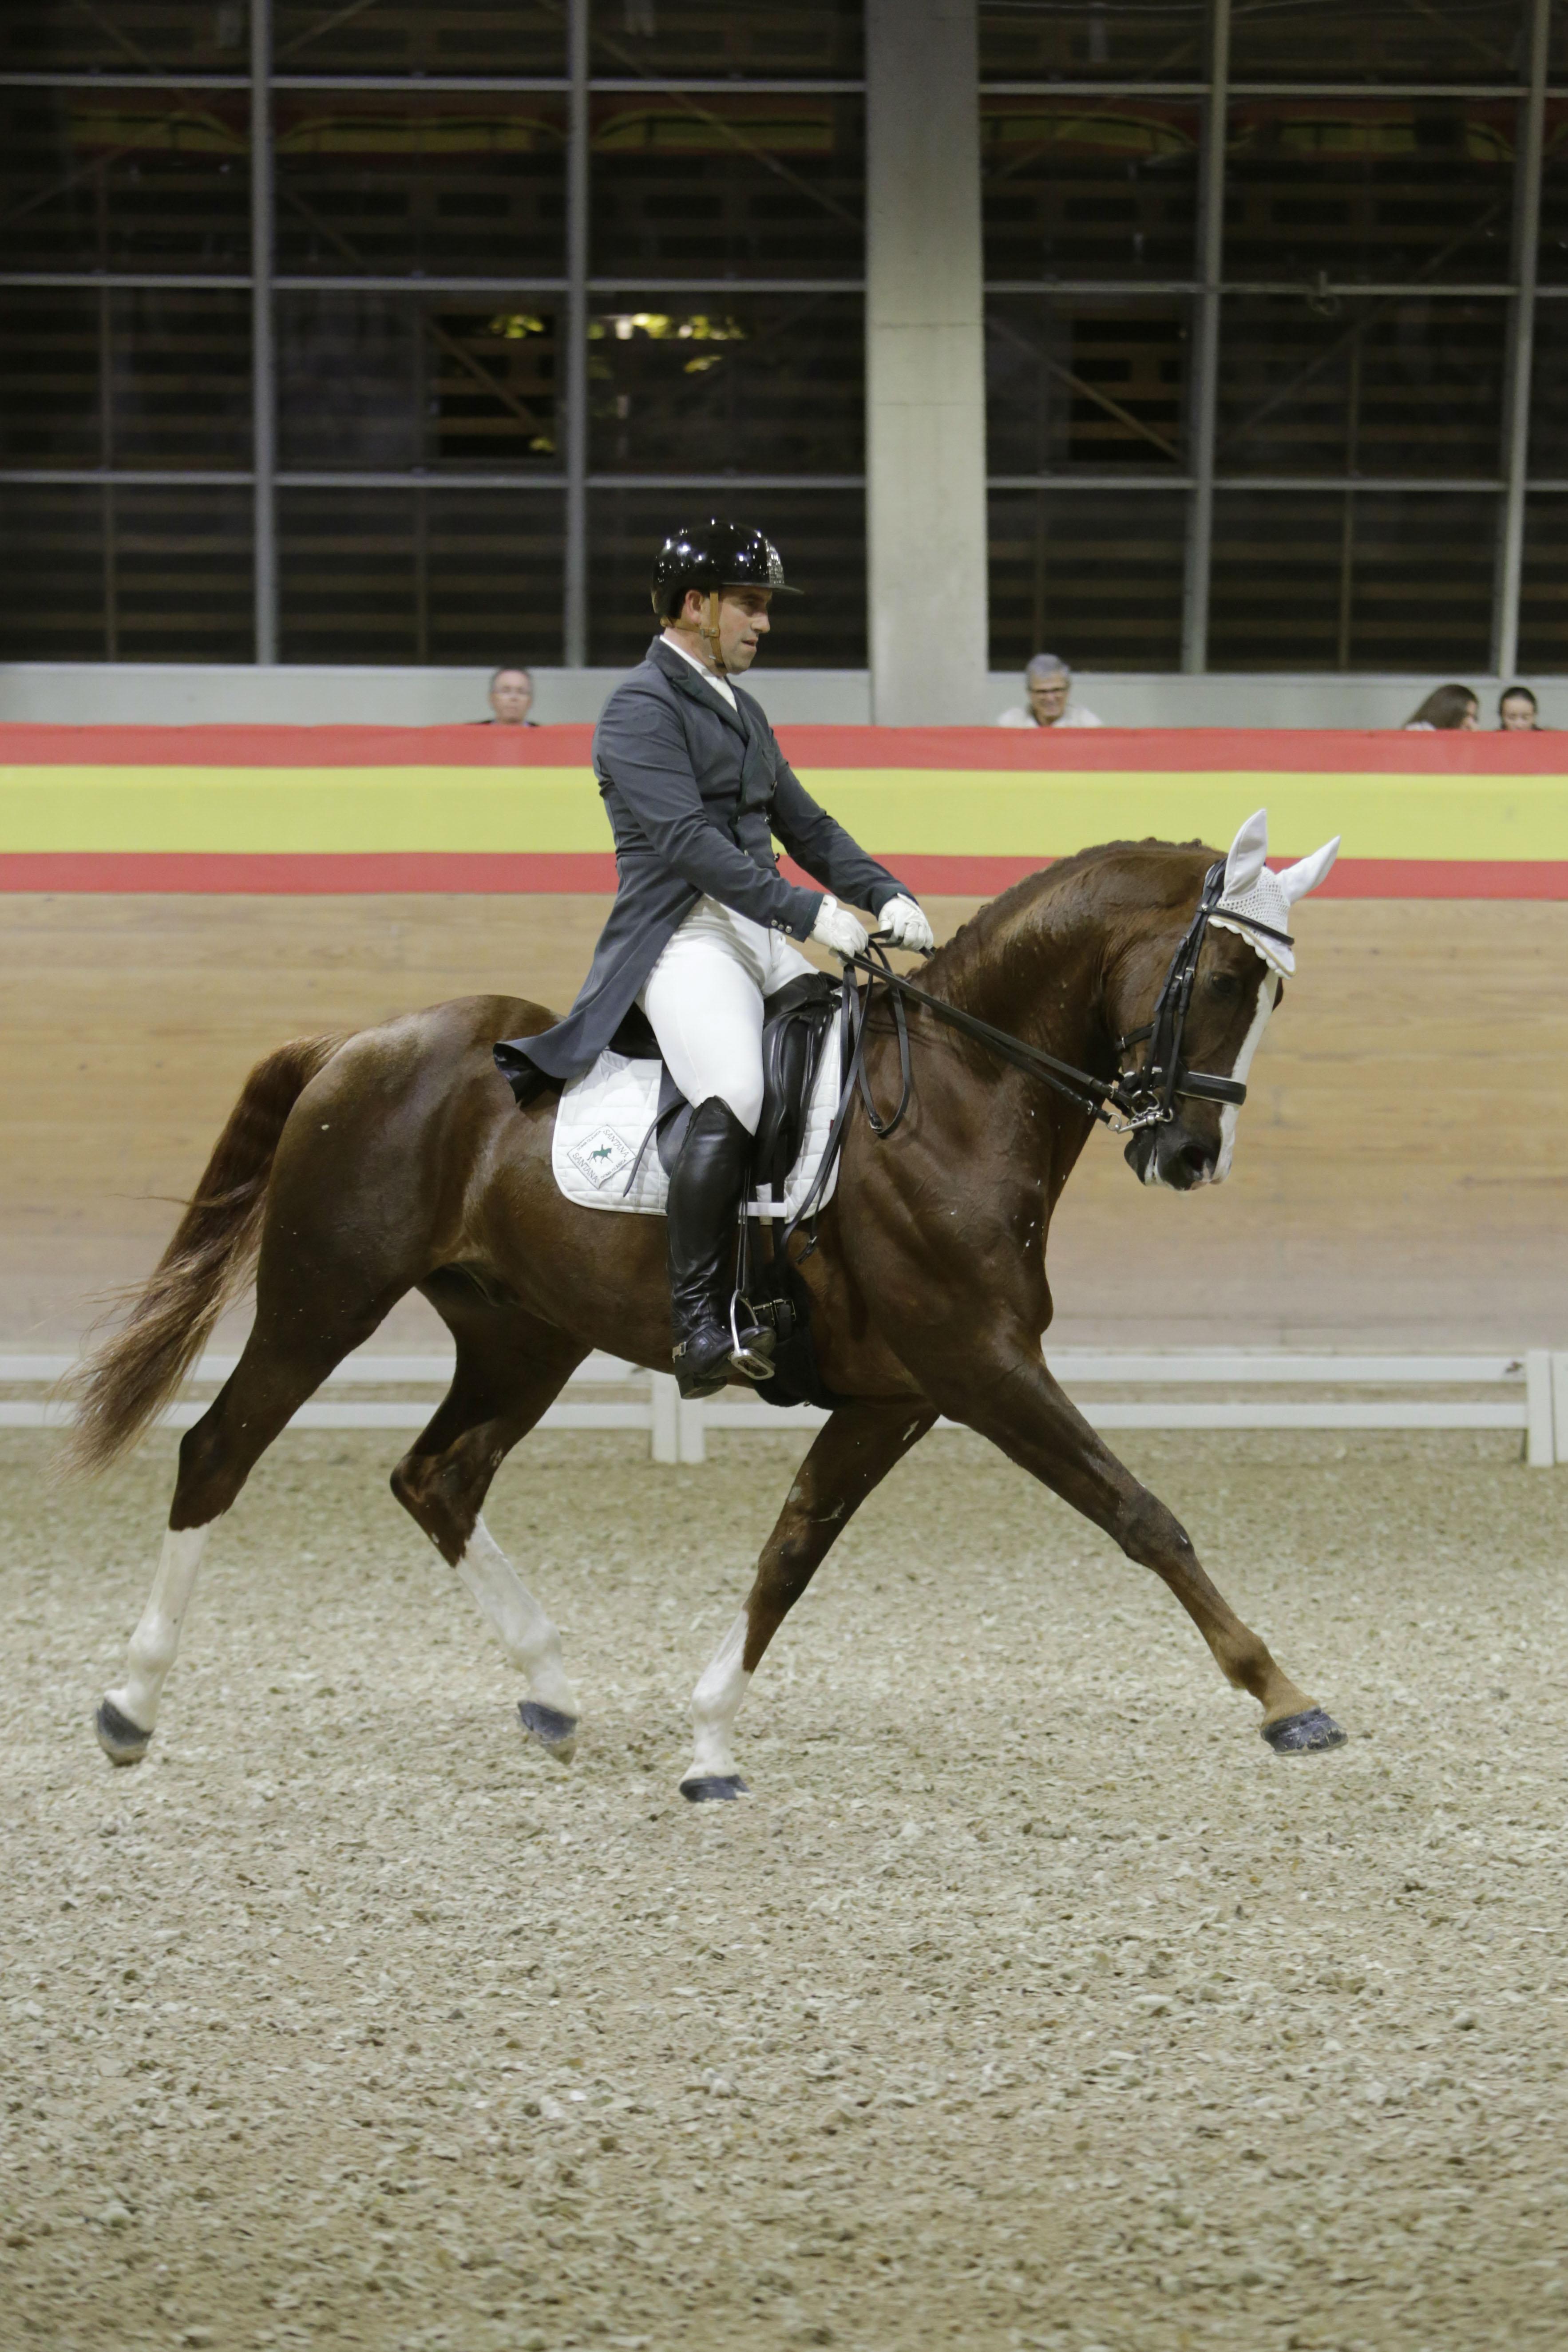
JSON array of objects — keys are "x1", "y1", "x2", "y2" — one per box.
[{"x1": 78, "y1": 834, "x2": 1346, "y2": 1798}]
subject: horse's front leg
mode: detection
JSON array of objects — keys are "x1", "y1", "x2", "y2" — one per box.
[
  {"x1": 681, "y1": 1396, "x2": 937, "y2": 1800},
  {"x1": 939, "y1": 1338, "x2": 1345, "y2": 1754}
]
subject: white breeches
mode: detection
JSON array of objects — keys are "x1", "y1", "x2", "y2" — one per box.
[{"x1": 637, "y1": 896, "x2": 813, "y2": 1135}]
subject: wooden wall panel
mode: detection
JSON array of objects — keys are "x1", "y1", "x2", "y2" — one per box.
[{"x1": 2, "y1": 891, "x2": 1564, "y2": 1350}]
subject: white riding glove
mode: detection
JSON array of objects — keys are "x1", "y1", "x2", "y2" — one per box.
[
  {"x1": 876, "y1": 894, "x2": 935, "y2": 954},
  {"x1": 810, "y1": 894, "x2": 870, "y2": 961}
]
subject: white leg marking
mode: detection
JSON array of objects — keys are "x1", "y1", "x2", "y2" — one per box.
[
  {"x1": 106, "y1": 1523, "x2": 212, "y2": 1734},
  {"x1": 685, "y1": 1610, "x2": 752, "y2": 1784},
  {"x1": 1214, "y1": 972, "x2": 1279, "y2": 1182},
  {"x1": 454, "y1": 1515, "x2": 578, "y2": 1715}
]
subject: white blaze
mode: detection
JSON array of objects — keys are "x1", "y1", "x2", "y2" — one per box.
[{"x1": 1215, "y1": 971, "x2": 1279, "y2": 1181}]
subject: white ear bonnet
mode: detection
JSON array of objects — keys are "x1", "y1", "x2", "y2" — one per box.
[{"x1": 1208, "y1": 808, "x2": 1340, "y2": 976}]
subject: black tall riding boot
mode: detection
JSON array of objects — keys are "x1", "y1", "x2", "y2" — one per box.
[{"x1": 665, "y1": 1095, "x2": 768, "y2": 1400}]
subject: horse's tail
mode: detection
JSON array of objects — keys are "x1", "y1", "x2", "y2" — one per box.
[{"x1": 64, "y1": 1032, "x2": 345, "y2": 1476}]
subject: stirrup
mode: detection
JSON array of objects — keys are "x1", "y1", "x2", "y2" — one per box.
[{"x1": 729, "y1": 1291, "x2": 776, "y2": 1382}]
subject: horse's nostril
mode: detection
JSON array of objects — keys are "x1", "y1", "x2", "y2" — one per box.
[{"x1": 1181, "y1": 1143, "x2": 1213, "y2": 1178}]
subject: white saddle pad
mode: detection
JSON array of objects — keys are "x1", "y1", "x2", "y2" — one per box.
[{"x1": 551, "y1": 1043, "x2": 843, "y2": 1220}]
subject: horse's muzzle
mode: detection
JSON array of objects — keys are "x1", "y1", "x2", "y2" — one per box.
[{"x1": 1124, "y1": 1121, "x2": 1220, "y2": 1191}]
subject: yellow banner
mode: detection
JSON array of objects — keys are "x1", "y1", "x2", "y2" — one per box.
[{"x1": 2, "y1": 763, "x2": 1568, "y2": 861}]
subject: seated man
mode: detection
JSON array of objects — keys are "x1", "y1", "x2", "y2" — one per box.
[
  {"x1": 484, "y1": 662, "x2": 536, "y2": 725},
  {"x1": 494, "y1": 520, "x2": 934, "y2": 1399},
  {"x1": 997, "y1": 652, "x2": 1102, "y2": 730}
]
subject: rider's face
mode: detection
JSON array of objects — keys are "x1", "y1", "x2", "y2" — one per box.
[{"x1": 678, "y1": 586, "x2": 772, "y2": 671}]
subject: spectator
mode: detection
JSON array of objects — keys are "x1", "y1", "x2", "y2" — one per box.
[
  {"x1": 485, "y1": 662, "x2": 536, "y2": 725},
  {"x1": 1403, "y1": 684, "x2": 1479, "y2": 731},
  {"x1": 1498, "y1": 683, "x2": 1540, "y2": 731},
  {"x1": 998, "y1": 653, "x2": 1103, "y2": 730}
]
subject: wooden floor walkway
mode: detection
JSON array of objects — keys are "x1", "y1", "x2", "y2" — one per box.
[{"x1": 3, "y1": 890, "x2": 1565, "y2": 1350}]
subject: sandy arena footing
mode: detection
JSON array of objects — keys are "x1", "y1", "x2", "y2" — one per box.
[{"x1": 4, "y1": 1424, "x2": 1568, "y2": 2351}]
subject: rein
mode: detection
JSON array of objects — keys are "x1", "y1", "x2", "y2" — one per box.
[{"x1": 777, "y1": 862, "x2": 1290, "y2": 1257}]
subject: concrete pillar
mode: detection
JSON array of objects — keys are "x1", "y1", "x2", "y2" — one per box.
[{"x1": 865, "y1": 0, "x2": 989, "y2": 724}]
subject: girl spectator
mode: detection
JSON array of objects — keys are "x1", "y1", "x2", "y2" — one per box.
[
  {"x1": 1498, "y1": 684, "x2": 1540, "y2": 730},
  {"x1": 1403, "y1": 684, "x2": 1479, "y2": 730}
]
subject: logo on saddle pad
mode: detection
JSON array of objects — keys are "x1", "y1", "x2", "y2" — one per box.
[{"x1": 567, "y1": 1126, "x2": 635, "y2": 1191}]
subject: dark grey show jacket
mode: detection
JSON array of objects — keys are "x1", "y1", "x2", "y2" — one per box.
[{"x1": 495, "y1": 636, "x2": 912, "y2": 1087}]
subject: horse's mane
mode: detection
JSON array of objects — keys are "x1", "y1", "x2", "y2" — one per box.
[{"x1": 921, "y1": 835, "x2": 1213, "y2": 1004}]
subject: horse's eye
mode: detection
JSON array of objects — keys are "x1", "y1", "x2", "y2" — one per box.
[{"x1": 1207, "y1": 970, "x2": 1242, "y2": 1002}]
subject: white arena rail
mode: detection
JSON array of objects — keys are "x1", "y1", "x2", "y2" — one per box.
[{"x1": 0, "y1": 1348, "x2": 1560, "y2": 1467}]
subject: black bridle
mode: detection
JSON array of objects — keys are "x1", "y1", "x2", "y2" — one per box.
[{"x1": 779, "y1": 861, "x2": 1292, "y2": 1255}]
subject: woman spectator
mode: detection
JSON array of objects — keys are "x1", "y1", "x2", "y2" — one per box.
[
  {"x1": 1403, "y1": 684, "x2": 1479, "y2": 731},
  {"x1": 1498, "y1": 684, "x2": 1541, "y2": 731}
]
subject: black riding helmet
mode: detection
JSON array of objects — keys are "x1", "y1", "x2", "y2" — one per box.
[{"x1": 650, "y1": 520, "x2": 803, "y2": 621}]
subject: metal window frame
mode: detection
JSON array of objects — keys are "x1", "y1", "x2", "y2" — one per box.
[
  {"x1": 4, "y1": 12, "x2": 1563, "y2": 676},
  {"x1": 1181, "y1": 0, "x2": 1229, "y2": 672},
  {"x1": 1494, "y1": 0, "x2": 1551, "y2": 679}
]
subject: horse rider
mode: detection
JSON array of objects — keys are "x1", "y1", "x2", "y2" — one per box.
[{"x1": 494, "y1": 520, "x2": 934, "y2": 1400}]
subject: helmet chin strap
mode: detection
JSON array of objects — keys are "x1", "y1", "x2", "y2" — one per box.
[{"x1": 698, "y1": 589, "x2": 728, "y2": 676}]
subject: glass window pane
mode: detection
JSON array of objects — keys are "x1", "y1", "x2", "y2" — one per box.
[
  {"x1": 589, "y1": 296, "x2": 861, "y2": 473},
  {"x1": 426, "y1": 490, "x2": 565, "y2": 664},
  {"x1": 109, "y1": 290, "x2": 253, "y2": 467},
  {"x1": 0, "y1": 291, "x2": 100, "y2": 469},
  {"x1": 273, "y1": 94, "x2": 566, "y2": 279},
  {"x1": 979, "y1": 3, "x2": 1204, "y2": 84},
  {"x1": 1217, "y1": 297, "x2": 1505, "y2": 477},
  {"x1": 0, "y1": 3, "x2": 249, "y2": 72},
  {"x1": 0, "y1": 87, "x2": 250, "y2": 273},
  {"x1": 1231, "y1": 1, "x2": 1528, "y2": 83},
  {"x1": 1210, "y1": 489, "x2": 1495, "y2": 669},
  {"x1": 592, "y1": 1, "x2": 861, "y2": 78},
  {"x1": 1225, "y1": 99, "x2": 1516, "y2": 288},
  {"x1": 279, "y1": 487, "x2": 564, "y2": 664},
  {"x1": 273, "y1": 1, "x2": 564, "y2": 75},
  {"x1": 113, "y1": 485, "x2": 255, "y2": 659},
  {"x1": 588, "y1": 489, "x2": 865, "y2": 666},
  {"x1": 982, "y1": 99, "x2": 1200, "y2": 280},
  {"x1": 591, "y1": 94, "x2": 863, "y2": 281},
  {"x1": 278, "y1": 295, "x2": 558, "y2": 471},
  {"x1": 987, "y1": 489, "x2": 1186, "y2": 669},
  {"x1": 1534, "y1": 102, "x2": 1568, "y2": 284},
  {"x1": 0, "y1": 288, "x2": 253, "y2": 472},
  {"x1": 1518, "y1": 497, "x2": 1568, "y2": 673},
  {"x1": 1528, "y1": 309, "x2": 1568, "y2": 474},
  {"x1": 0, "y1": 484, "x2": 104, "y2": 659},
  {"x1": 987, "y1": 297, "x2": 1188, "y2": 472}
]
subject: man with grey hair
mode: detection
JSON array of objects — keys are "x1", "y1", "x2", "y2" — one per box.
[{"x1": 997, "y1": 653, "x2": 1102, "y2": 730}]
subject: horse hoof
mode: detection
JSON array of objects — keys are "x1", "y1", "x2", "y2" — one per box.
[
  {"x1": 680, "y1": 1774, "x2": 748, "y2": 1803},
  {"x1": 95, "y1": 1697, "x2": 150, "y2": 1767},
  {"x1": 518, "y1": 1700, "x2": 578, "y2": 1764},
  {"x1": 1262, "y1": 1706, "x2": 1347, "y2": 1756}
]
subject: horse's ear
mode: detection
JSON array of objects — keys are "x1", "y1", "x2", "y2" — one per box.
[
  {"x1": 1277, "y1": 835, "x2": 1341, "y2": 904},
  {"x1": 1224, "y1": 808, "x2": 1270, "y2": 897}
]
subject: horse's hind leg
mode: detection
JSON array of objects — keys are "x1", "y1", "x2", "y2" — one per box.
[
  {"x1": 682, "y1": 1398, "x2": 936, "y2": 1801},
  {"x1": 97, "y1": 1303, "x2": 390, "y2": 1765},
  {"x1": 390, "y1": 1289, "x2": 587, "y2": 1764}
]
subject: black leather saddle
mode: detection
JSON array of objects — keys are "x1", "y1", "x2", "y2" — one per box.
[{"x1": 634, "y1": 970, "x2": 842, "y2": 1188}]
